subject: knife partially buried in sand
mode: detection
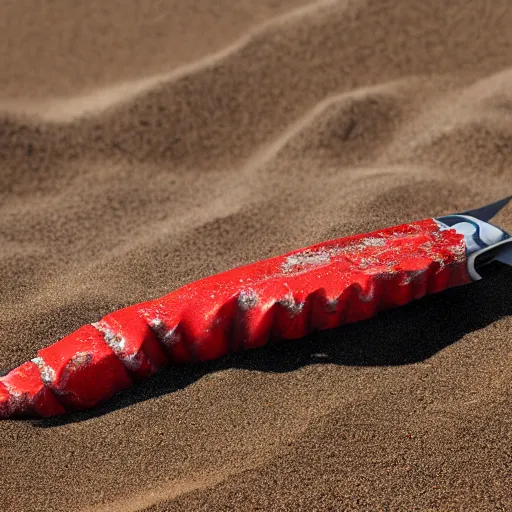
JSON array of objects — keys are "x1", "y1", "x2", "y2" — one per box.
[{"x1": 1, "y1": 197, "x2": 511, "y2": 419}]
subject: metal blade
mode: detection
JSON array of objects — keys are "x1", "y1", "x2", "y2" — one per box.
[{"x1": 460, "y1": 195, "x2": 512, "y2": 222}]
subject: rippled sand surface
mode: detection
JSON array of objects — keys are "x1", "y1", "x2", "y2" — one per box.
[{"x1": 1, "y1": 1, "x2": 511, "y2": 510}]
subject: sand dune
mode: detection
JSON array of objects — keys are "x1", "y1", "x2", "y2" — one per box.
[
  {"x1": 0, "y1": 0, "x2": 333, "y2": 122},
  {"x1": 1, "y1": 0, "x2": 511, "y2": 510}
]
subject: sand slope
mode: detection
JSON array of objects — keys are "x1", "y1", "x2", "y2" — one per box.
[{"x1": 0, "y1": 1, "x2": 511, "y2": 510}]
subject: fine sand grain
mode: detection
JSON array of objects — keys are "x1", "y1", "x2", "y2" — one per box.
[{"x1": 1, "y1": 1, "x2": 511, "y2": 510}]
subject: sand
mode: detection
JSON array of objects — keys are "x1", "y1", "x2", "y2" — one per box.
[{"x1": 1, "y1": 1, "x2": 511, "y2": 510}]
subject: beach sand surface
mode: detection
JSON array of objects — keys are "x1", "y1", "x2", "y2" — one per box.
[{"x1": 1, "y1": 1, "x2": 511, "y2": 510}]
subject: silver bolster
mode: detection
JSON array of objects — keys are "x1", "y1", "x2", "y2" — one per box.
[{"x1": 435, "y1": 215, "x2": 512, "y2": 281}]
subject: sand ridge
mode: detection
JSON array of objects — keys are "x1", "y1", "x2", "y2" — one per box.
[{"x1": 1, "y1": 0, "x2": 511, "y2": 510}]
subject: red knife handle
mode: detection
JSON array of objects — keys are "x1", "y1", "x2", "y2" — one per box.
[{"x1": 0, "y1": 218, "x2": 470, "y2": 418}]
